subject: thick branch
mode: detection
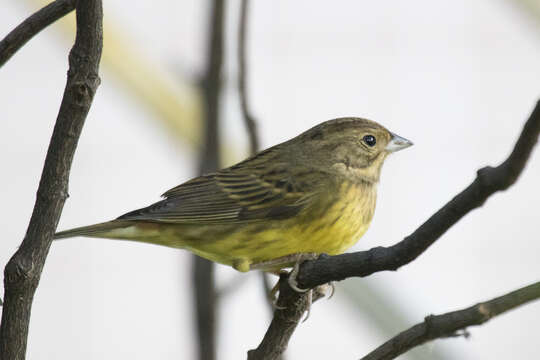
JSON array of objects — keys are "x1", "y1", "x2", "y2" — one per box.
[
  {"x1": 0, "y1": 0, "x2": 76, "y2": 67},
  {"x1": 238, "y1": 0, "x2": 260, "y2": 155},
  {"x1": 247, "y1": 275, "x2": 324, "y2": 360},
  {"x1": 361, "y1": 280, "x2": 540, "y2": 360},
  {"x1": 191, "y1": 1, "x2": 225, "y2": 360},
  {"x1": 297, "y1": 99, "x2": 540, "y2": 288},
  {"x1": 249, "y1": 101, "x2": 540, "y2": 359},
  {"x1": 0, "y1": 1, "x2": 102, "y2": 359}
]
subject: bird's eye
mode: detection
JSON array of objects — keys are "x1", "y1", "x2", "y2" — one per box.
[{"x1": 363, "y1": 135, "x2": 376, "y2": 147}]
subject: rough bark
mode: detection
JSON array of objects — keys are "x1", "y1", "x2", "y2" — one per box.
[
  {"x1": 0, "y1": 1, "x2": 103, "y2": 359},
  {"x1": 361, "y1": 281, "x2": 540, "y2": 360}
]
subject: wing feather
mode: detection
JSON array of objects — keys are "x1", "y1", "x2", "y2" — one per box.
[{"x1": 117, "y1": 148, "x2": 327, "y2": 224}]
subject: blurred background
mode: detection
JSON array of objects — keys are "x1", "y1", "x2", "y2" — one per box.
[{"x1": 1, "y1": 0, "x2": 540, "y2": 359}]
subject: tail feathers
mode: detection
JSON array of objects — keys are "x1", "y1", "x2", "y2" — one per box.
[{"x1": 54, "y1": 220, "x2": 133, "y2": 240}]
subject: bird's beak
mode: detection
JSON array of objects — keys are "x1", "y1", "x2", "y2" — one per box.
[{"x1": 385, "y1": 132, "x2": 413, "y2": 152}]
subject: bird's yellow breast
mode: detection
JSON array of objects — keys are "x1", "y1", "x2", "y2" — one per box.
[
  {"x1": 180, "y1": 180, "x2": 377, "y2": 269},
  {"x1": 288, "y1": 180, "x2": 377, "y2": 256}
]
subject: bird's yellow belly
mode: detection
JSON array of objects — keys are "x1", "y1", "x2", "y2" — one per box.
[{"x1": 183, "y1": 182, "x2": 377, "y2": 270}]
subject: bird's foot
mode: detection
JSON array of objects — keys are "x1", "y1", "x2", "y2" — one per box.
[{"x1": 256, "y1": 253, "x2": 334, "y2": 321}]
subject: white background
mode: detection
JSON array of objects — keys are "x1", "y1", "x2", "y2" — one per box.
[{"x1": 1, "y1": 1, "x2": 540, "y2": 359}]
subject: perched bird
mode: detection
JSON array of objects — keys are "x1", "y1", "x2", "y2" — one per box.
[{"x1": 55, "y1": 118, "x2": 412, "y2": 275}]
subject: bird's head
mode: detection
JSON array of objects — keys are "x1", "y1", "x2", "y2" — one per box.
[{"x1": 294, "y1": 118, "x2": 413, "y2": 183}]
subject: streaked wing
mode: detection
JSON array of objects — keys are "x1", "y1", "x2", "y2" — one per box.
[{"x1": 117, "y1": 150, "x2": 323, "y2": 224}]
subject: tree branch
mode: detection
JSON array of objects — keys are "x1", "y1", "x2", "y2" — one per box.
[
  {"x1": 237, "y1": 0, "x2": 279, "y2": 329},
  {"x1": 192, "y1": 1, "x2": 225, "y2": 360},
  {"x1": 0, "y1": 0, "x2": 76, "y2": 67},
  {"x1": 0, "y1": 1, "x2": 103, "y2": 359},
  {"x1": 297, "y1": 99, "x2": 540, "y2": 288},
  {"x1": 361, "y1": 280, "x2": 540, "y2": 360},
  {"x1": 247, "y1": 274, "x2": 325, "y2": 360},
  {"x1": 248, "y1": 100, "x2": 540, "y2": 359},
  {"x1": 238, "y1": 0, "x2": 259, "y2": 155}
]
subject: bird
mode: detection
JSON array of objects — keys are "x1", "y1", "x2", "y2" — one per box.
[{"x1": 55, "y1": 118, "x2": 412, "y2": 277}]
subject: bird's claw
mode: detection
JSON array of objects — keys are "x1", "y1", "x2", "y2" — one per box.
[
  {"x1": 269, "y1": 280, "x2": 287, "y2": 310},
  {"x1": 302, "y1": 289, "x2": 313, "y2": 322},
  {"x1": 327, "y1": 281, "x2": 335, "y2": 299},
  {"x1": 267, "y1": 254, "x2": 335, "y2": 322},
  {"x1": 287, "y1": 261, "x2": 309, "y2": 293}
]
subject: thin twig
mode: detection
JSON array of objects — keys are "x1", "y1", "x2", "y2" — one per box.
[
  {"x1": 216, "y1": 274, "x2": 250, "y2": 297},
  {"x1": 238, "y1": 0, "x2": 260, "y2": 155},
  {"x1": 0, "y1": 1, "x2": 103, "y2": 359},
  {"x1": 248, "y1": 100, "x2": 540, "y2": 360},
  {"x1": 237, "y1": 0, "x2": 277, "y2": 329},
  {"x1": 0, "y1": 0, "x2": 76, "y2": 67},
  {"x1": 361, "y1": 280, "x2": 540, "y2": 360},
  {"x1": 191, "y1": 1, "x2": 226, "y2": 360}
]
